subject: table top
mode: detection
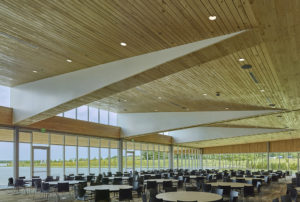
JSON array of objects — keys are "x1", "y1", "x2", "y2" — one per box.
[
  {"x1": 48, "y1": 180, "x2": 85, "y2": 185},
  {"x1": 208, "y1": 182, "x2": 253, "y2": 188},
  {"x1": 108, "y1": 177, "x2": 129, "y2": 180},
  {"x1": 84, "y1": 185, "x2": 132, "y2": 192},
  {"x1": 232, "y1": 177, "x2": 263, "y2": 181},
  {"x1": 144, "y1": 179, "x2": 178, "y2": 184},
  {"x1": 140, "y1": 174, "x2": 156, "y2": 177},
  {"x1": 156, "y1": 191, "x2": 222, "y2": 202}
]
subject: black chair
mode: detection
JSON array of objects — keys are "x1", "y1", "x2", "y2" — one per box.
[
  {"x1": 75, "y1": 175, "x2": 84, "y2": 180},
  {"x1": 147, "y1": 181, "x2": 158, "y2": 190},
  {"x1": 113, "y1": 177, "x2": 123, "y2": 185},
  {"x1": 244, "y1": 185, "x2": 255, "y2": 197},
  {"x1": 87, "y1": 175, "x2": 94, "y2": 182},
  {"x1": 132, "y1": 181, "x2": 142, "y2": 197},
  {"x1": 185, "y1": 186, "x2": 198, "y2": 191},
  {"x1": 165, "y1": 187, "x2": 177, "y2": 192},
  {"x1": 290, "y1": 188, "x2": 297, "y2": 202},
  {"x1": 45, "y1": 176, "x2": 54, "y2": 182},
  {"x1": 142, "y1": 193, "x2": 147, "y2": 202},
  {"x1": 56, "y1": 182, "x2": 70, "y2": 200},
  {"x1": 8, "y1": 177, "x2": 14, "y2": 187},
  {"x1": 102, "y1": 177, "x2": 109, "y2": 185},
  {"x1": 14, "y1": 179, "x2": 26, "y2": 192},
  {"x1": 272, "y1": 198, "x2": 279, "y2": 202},
  {"x1": 286, "y1": 183, "x2": 294, "y2": 194},
  {"x1": 94, "y1": 189, "x2": 110, "y2": 202},
  {"x1": 281, "y1": 195, "x2": 292, "y2": 202},
  {"x1": 41, "y1": 182, "x2": 51, "y2": 199},
  {"x1": 149, "y1": 188, "x2": 162, "y2": 202},
  {"x1": 218, "y1": 185, "x2": 230, "y2": 197},
  {"x1": 119, "y1": 188, "x2": 133, "y2": 201},
  {"x1": 33, "y1": 180, "x2": 42, "y2": 200},
  {"x1": 107, "y1": 172, "x2": 112, "y2": 177},
  {"x1": 202, "y1": 183, "x2": 212, "y2": 192},
  {"x1": 163, "y1": 181, "x2": 172, "y2": 191}
]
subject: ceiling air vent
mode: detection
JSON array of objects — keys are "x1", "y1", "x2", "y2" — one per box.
[{"x1": 241, "y1": 64, "x2": 252, "y2": 69}]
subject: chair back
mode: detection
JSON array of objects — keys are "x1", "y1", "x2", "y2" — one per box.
[
  {"x1": 230, "y1": 191, "x2": 239, "y2": 202},
  {"x1": 272, "y1": 198, "x2": 279, "y2": 202},
  {"x1": 95, "y1": 189, "x2": 110, "y2": 202},
  {"x1": 215, "y1": 188, "x2": 223, "y2": 196},
  {"x1": 142, "y1": 193, "x2": 147, "y2": 202},
  {"x1": 32, "y1": 178, "x2": 41, "y2": 187},
  {"x1": 57, "y1": 182, "x2": 69, "y2": 192},
  {"x1": 290, "y1": 188, "x2": 297, "y2": 200},
  {"x1": 281, "y1": 195, "x2": 292, "y2": 202},
  {"x1": 147, "y1": 181, "x2": 157, "y2": 190},
  {"x1": 87, "y1": 175, "x2": 93, "y2": 182},
  {"x1": 107, "y1": 172, "x2": 112, "y2": 177},
  {"x1": 119, "y1": 188, "x2": 133, "y2": 201},
  {"x1": 185, "y1": 186, "x2": 197, "y2": 191},
  {"x1": 165, "y1": 187, "x2": 177, "y2": 192},
  {"x1": 113, "y1": 177, "x2": 123, "y2": 185},
  {"x1": 163, "y1": 181, "x2": 172, "y2": 190},
  {"x1": 41, "y1": 182, "x2": 50, "y2": 192},
  {"x1": 15, "y1": 179, "x2": 24, "y2": 187},
  {"x1": 219, "y1": 185, "x2": 231, "y2": 196},
  {"x1": 34, "y1": 180, "x2": 42, "y2": 191},
  {"x1": 202, "y1": 183, "x2": 212, "y2": 192},
  {"x1": 244, "y1": 186, "x2": 254, "y2": 197},
  {"x1": 8, "y1": 177, "x2": 14, "y2": 186},
  {"x1": 75, "y1": 175, "x2": 83, "y2": 180},
  {"x1": 102, "y1": 177, "x2": 109, "y2": 185}
]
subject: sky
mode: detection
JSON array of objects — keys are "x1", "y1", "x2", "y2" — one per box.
[{"x1": 0, "y1": 85, "x2": 10, "y2": 107}]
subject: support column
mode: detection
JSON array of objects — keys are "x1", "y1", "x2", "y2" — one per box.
[
  {"x1": 108, "y1": 140, "x2": 111, "y2": 172},
  {"x1": 200, "y1": 149, "x2": 203, "y2": 169},
  {"x1": 30, "y1": 132, "x2": 33, "y2": 178},
  {"x1": 63, "y1": 135, "x2": 65, "y2": 178},
  {"x1": 118, "y1": 139, "x2": 123, "y2": 172},
  {"x1": 88, "y1": 138, "x2": 90, "y2": 174},
  {"x1": 158, "y1": 145, "x2": 160, "y2": 170},
  {"x1": 169, "y1": 145, "x2": 174, "y2": 169},
  {"x1": 13, "y1": 127, "x2": 19, "y2": 179},
  {"x1": 297, "y1": 153, "x2": 299, "y2": 172},
  {"x1": 76, "y1": 136, "x2": 78, "y2": 175},
  {"x1": 267, "y1": 142, "x2": 270, "y2": 170}
]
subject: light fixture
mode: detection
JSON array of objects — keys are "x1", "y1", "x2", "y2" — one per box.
[
  {"x1": 66, "y1": 59, "x2": 72, "y2": 63},
  {"x1": 225, "y1": 107, "x2": 229, "y2": 110},
  {"x1": 209, "y1": 16, "x2": 217, "y2": 21},
  {"x1": 238, "y1": 58, "x2": 245, "y2": 62},
  {"x1": 123, "y1": 99, "x2": 127, "y2": 102},
  {"x1": 120, "y1": 42, "x2": 127, "y2": 46},
  {"x1": 203, "y1": 93, "x2": 207, "y2": 96},
  {"x1": 158, "y1": 97, "x2": 162, "y2": 99},
  {"x1": 154, "y1": 109, "x2": 158, "y2": 112},
  {"x1": 33, "y1": 70, "x2": 38, "y2": 73},
  {"x1": 260, "y1": 89, "x2": 265, "y2": 92}
]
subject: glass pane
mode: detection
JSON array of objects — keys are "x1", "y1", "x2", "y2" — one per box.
[
  {"x1": 90, "y1": 147, "x2": 99, "y2": 175},
  {"x1": 65, "y1": 146, "x2": 76, "y2": 175},
  {"x1": 0, "y1": 142, "x2": 13, "y2": 185},
  {"x1": 51, "y1": 145, "x2": 63, "y2": 180},
  {"x1": 89, "y1": 107, "x2": 99, "y2": 123},
  {"x1": 78, "y1": 146, "x2": 88, "y2": 175},
  {"x1": 19, "y1": 143, "x2": 31, "y2": 179},
  {"x1": 77, "y1": 105, "x2": 88, "y2": 121},
  {"x1": 33, "y1": 149, "x2": 47, "y2": 179},
  {"x1": 64, "y1": 109, "x2": 76, "y2": 119},
  {"x1": 100, "y1": 110, "x2": 108, "y2": 125},
  {"x1": 109, "y1": 112, "x2": 117, "y2": 126},
  {"x1": 126, "y1": 152, "x2": 134, "y2": 172},
  {"x1": 101, "y1": 147, "x2": 109, "y2": 173},
  {"x1": 111, "y1": 147, "x2": 118, "y2": 173}
]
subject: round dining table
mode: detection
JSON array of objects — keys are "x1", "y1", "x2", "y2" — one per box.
[
  {"x1": 144, "y1": 179, "x2": 178, "y2": 184},
  {"x1": 84, "y1": 184, "x2": 132, "y2": 192},
  {"x1": 208, "y1": 182, "x2": 252, "y2": 188},
  {"x1": 48, "y1": 180, "x2": 85, "y2": 185},
  {"x1": 156, "y1": 191, "x2": 222, "y2": 202}
]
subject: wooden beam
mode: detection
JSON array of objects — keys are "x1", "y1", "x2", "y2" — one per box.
[
  {"x1": 0, "y1": 106, "x2": 12, "y2": 126},
  {"x1": 125, "y1": 133, "x2": 173, "y2": 145},
  {"x1": 27, "y1": 116, "x2": 120, "y2": 139}
]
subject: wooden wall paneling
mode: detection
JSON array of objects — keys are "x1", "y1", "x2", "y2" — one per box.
[
  {"x1": 203, "y1": 142, "x2": 267, "y2": 154},
  {"x1": 126, "y1": 133, "x2": 173, "y2": 145},
  {"x1": 0, "y1": 106, "x2": 12, "y2": 126},
  {"x1": 27, "y1": 116, "x2": 120, "y2": 139}
]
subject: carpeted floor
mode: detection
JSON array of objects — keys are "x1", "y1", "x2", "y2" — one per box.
[{"x1": 0, "y1": 178, "x2": 291, "y2": 202}]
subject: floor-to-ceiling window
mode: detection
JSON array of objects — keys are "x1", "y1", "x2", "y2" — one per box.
[
  {"x1": 110, "y1": 140, "x2": 119, "y2": 173},
  {"x1": 0, "y1": 129, "x2": 13, "y2": 185},
  {"x1": 19, "y1": 132, "x2": 31, "y2": 179},
  {"x1": 65, "y1": 136, "x2": 77, "y2": 175},
  {"x1": 50, "y1": 133, "x2": 64, "y2": 180},
  {"x1": 90, "y1": 138, "x2": 100, "y2": 175},
  {"x1": 100, "y1": 139, "x2": 109, "y2": 173},
  {"x1": 78, "y1": 137, "x2": 89, "y2": 175}
]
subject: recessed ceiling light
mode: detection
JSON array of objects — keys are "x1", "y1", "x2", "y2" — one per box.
[
  {"x1": 154, "y1": 109, "x2": 158, "y2": 112},
  {"x1": 272, "y1": 106, "x2": 276, "y2": 108},
  {"x1": 209, "y1": 16, "x2": 217, "y2": 21},
  {"x1": 238, "y1": 58, "x2": 245, "y2": 62},
  {"x1": 225, "y1": 107, "x2": 229, "y2": 110},
  {"x1": 260, "y1": 89, "x2": 265, "y2": 92},
  {"x1": 33, "y1": 70, "x2": 38, "y2": 73},
  {"x1": 203, "y1": 93, "x2": 207, "y2": 96},
  {"x1": 120, "y1": 42, "x2": 127, "y2": 46},
  {"x1": 158, "y1": 97, "x2": 162, "y2": 99},
  {"x1": 186, "y1": 108, "x2": 190, "y2": 111},
  {"x1": 66, "y1": 59, "x2": 72, "y2": 63},
  {"x1": 123, "y1": 99, "x2": 127, "y2": 102}
]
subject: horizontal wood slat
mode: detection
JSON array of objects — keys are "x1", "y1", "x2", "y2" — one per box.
[
  {"x1": 0, "y1": 106, "x2": 12, "y2": 126},
  {"x1": 125, "y1": 133, "x2": 173, "y2": 145},
  {"x1": 27, "y1": 116, "x2": 120, "y2": 139}
]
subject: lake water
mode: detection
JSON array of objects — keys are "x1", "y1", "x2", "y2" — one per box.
[{"x1": 0, "y1": 167, "x2": 118, "y2": 185}]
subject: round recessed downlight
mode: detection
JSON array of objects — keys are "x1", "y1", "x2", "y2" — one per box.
[
  {"x1": 209, "y1": 16, "x2": 217, "y2": 21},
  {"x1": 66, "y1": 59, "x2": 72, "y2": 63},
  {"x1": 33, "y1": 70, "x2": 38, "y2": 73},
  {"x1": 203, "y1": 93, "x2": 207, "y2": 96},
  {"x1": 120, "y1": 42, "x2": 127, "y2": 46},
  {"x1": 239, "y1": 58, "x2": 245, "y2": 62}
]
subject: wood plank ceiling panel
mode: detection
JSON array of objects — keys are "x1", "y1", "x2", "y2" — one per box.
[
  {"x1": 0, "y1": 0, "x2": 249, "y2": 86},
  {"x1": 180, "y1": 130, "x2": 300, "y2": 148}
]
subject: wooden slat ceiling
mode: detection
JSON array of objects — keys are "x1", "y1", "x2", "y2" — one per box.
[
  {"x1": 180, "y1": 130, "x2": 300, "y2": 148},
  {"x1": 0, "y1": 0, "x2": 252, "y2": 86}
]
